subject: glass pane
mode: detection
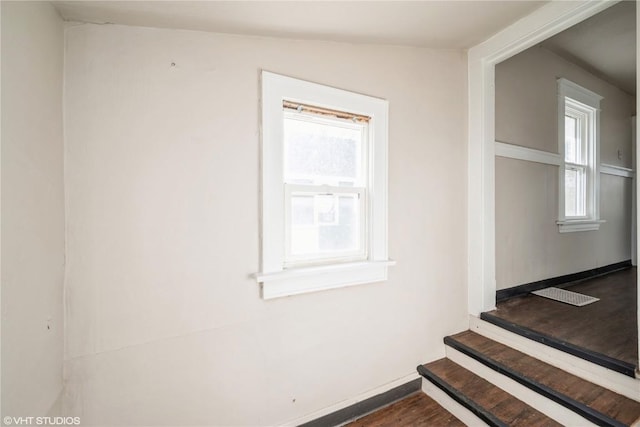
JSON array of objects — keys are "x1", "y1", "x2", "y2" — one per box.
[
  {"x1": 565, "y1": 168, "x2": 585, "y2": 217},
  {"x1": 565, "y1": 168, "x2": 577, "y2": 217},
  {"x1": 316, "y1": 195, "x2": 337, "y2": 225},
  {"x1": 319, "y1": 196, "x2": 359, "y2": 252},
  {"x1": 289, "y1": 193, "x2": 360, "y2": 257},
  {"x1": 291, "y1": 195, "x2": 314, "y2": 226},
  {"x1": 284, "y1": 116, "x2": 363, "y2": 186},
  {"x1": 565, "y1": 115, "x2": 578, "y2": 163}
]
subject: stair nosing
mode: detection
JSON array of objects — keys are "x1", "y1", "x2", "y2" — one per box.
[
  {"x1": 417, "y1": 364, "x2": 509, "y2": 427},
  {"x1": 445, "y1": 333, "x2": 627, "y2": 427},
  {"x1": 480, "y1": 312, "x2": 636, "y2": 378}
]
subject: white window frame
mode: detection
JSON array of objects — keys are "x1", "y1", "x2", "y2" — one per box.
[
  {"x1": 255, "y1": 71, "x2": 394, "y2": 299},
  {"x1": 556, "y1": 78, "x2": 604, "y2": 233}
]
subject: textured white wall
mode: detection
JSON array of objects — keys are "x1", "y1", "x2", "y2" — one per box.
[
  {"x1": 495, "y1": 46, "x2": 635, "y2": 290},
  {"x1": 63, "y1": 24, "x2": 469, "y2": 425},
  {"x1": 1, "y1": 1, "x2": 65, "y2": 417}
]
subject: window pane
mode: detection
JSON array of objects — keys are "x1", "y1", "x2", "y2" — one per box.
[
  {"x1": 284, "y1": 116, "x2": 363, "y2": 186},
  {"x1": 565, "y1": 115, "x2": 578, "y2": 163},
  {"x1": 319, "y1": 196, "x2": 359, "y2": 252},
  {"x1": 565, "y1": 167, "x2": 585, "y2": 217},
  {"x1": 289, "y1": 193, "x2": 361, "y2": 257},
  {"x1": 316, "y1": 195, "x2": 337, "y2": 225},
  {"x1": 291, "y1": 195, "x2": 314, "y2": 226}
]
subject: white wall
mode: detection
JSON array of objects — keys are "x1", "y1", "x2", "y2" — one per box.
[
  {"x1": 1, "y1": 1, "x2": 65, "y2": 417},
  {"x1": 63, "y1": 24, "x2": 468, "y2": 425},
  {"x1": 495, "y1": 46, "x2": 636, "y2": 289},
  {"x1": 496, "y1": 46, "x2": 635, "y2": 162}
]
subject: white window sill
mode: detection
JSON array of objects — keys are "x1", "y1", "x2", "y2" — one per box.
[
  {"x1": 557, "y1": 219, "x2": 605, "y2": 233},
  {"x1": 255, "y1": 260, "x2": 396, "y2": 300}
]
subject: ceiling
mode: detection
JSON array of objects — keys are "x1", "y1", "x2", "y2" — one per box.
[
  {"x1": 52, "y1": 1, "x2": 547, "y2": 50},
  {"x1": 541, "y1": 1, "x2": 636, "y2": 96},
  {"x1": 52, "y1": 1, "x2": 636, "y2": 95}
]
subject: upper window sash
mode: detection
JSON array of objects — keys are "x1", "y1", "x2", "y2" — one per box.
[
  {"x1": 283, "y1": 111, "x2": 368, "y2": 188},
  {"x1": 564, "y1": 108, "x2": 590, "y2": 166}
]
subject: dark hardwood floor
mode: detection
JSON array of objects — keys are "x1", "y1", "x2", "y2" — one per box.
[
  {"x1": 488, "y1": 267, "x2": 638, "y2": 368},
  {"x1": 345, "y1": 393, "x2": 464, "y2": 427}
]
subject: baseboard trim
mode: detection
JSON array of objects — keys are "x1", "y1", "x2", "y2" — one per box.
[
  {"x1": 496, "y1": 260, "x2": 631, "y2": 302},
  {"x1": 479, "y1": 312, "x2": 637, "y2": 377},
  {"x1": 297, "y1": 378, "x2": 421, "y2": 427}
]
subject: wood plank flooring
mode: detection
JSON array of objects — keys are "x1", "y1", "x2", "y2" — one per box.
[
  {"x1": 488, "y1": 267, "x2": 638, "y2": 367},
  {"x1": 423, "y1": 359, "x2": 562, "y2": 427},
  {"x1": 449, "y1": 330, "x2": 640, "y2": 425},
  {"x1": 345, "y1": 392, "x2": 464, "y2": 427}
]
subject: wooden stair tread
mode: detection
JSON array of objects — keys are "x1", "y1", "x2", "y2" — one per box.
[
  {"x1": 480, "y1": 311, "x2": 636, "y2": 377},
  {"x1": 449, "y1": 330, "x2": 640, "y2": 425},
  {"x1": 422, "y1": 358, "x2": 562, "y2": 427},
  {"x1": 346, "y1": 392, "x2": 465, "y2": 427}
]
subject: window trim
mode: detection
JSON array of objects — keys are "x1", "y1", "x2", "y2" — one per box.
[
  {"x1": 556, "y1": 78, "x2": 603, "y2": 233},
  {"x1": 257, "y1": 71, "x2": 393, "y2": 299}
]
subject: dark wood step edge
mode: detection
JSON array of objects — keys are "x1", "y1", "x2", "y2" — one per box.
[
  {"x1": 444, "y1": 335, "x2": 626, "y2": 427},
  {"x1": 480, "y1": 312, "x2": 637, "y2": 378},
  {"x1": 416, "y1": 364, "x2": 508, "y2": 427}
]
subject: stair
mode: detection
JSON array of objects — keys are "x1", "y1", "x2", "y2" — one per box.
[
  {"x1": 418, "y1": 329, "x2": 640, "y2": 427},
  {"x1": 419, "y1": 359, "x2": 561, "y2": 426},
  {"x1": 480, "y1": 311, "x2": 637, "y2": 377},
  {"x1": 447, "y1": 331, "x2": 640, "y2": 426}
]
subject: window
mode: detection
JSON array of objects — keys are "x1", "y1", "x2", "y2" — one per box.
[
  {"x1": 557, "y1": 78, "x2": 603, "y2": 233},
  {"x1": 256, "y1": 71, "x2": 393, "y2": 299},
  {"x1": 283, "y1": 104, "x2": 368, "y2": 266}
]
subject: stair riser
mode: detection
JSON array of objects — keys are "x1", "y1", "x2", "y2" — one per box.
[
  {"x1": 470, "y1": 315, "x2": 640, "y2": 402},
  {"x1": 420, "y1": 378, "x2": 488, "y2": 427},
  {"x1": 445, "y1": 345, "x2": 598, "y2": 426}
]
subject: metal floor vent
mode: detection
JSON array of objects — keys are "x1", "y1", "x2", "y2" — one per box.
[{"x1": 531, "y1": 287, "x2": 600, "y2": 307}]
